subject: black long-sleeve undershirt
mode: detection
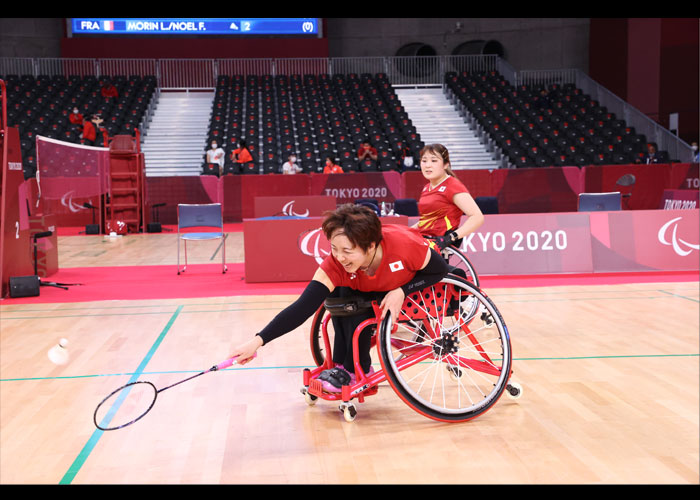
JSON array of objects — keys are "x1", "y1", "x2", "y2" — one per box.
[
  {"x1": 257, "y1": 280, "x2": 331, "y2": 345},
  {"x1": 256, "y1": 248, "x2": 449, "y2": 346}
]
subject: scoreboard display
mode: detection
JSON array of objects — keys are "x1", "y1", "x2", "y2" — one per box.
[{"x1": 68, "y1": 18, "x2": 320, "y2": 36}]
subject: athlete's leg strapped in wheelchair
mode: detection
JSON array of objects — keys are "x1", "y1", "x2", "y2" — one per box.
[
  {"x1": 317, "y1": 287, "x2": 383, "y2": 393},
  {"x1": 304, "y1": 273, "x2": 521, "y2": 423}
]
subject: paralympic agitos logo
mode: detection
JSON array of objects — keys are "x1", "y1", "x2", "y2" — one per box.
[
  {"x1": 298, "y1": 227, "x2": 330, "y2": 264},
  {"x1": 657, "y1": 217, "x2": 699, "y2": 257}
]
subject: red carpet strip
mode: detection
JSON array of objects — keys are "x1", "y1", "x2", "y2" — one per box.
[{"x1": 2, "y1": 263, "x2": 697, "y2": 305}]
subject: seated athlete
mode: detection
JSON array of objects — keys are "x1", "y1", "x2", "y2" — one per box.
[
  {"x1": 414, "y1": 143, "x2": 484, "y2": 250},
  {"x1": 228, "y1": 203, "x2": 449, "y2": 392}
]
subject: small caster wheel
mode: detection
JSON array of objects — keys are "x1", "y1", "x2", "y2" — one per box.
[
  {"x1": 505, "y1": 382, "x2": 522, "y2": 400},
  {"x1": 339, "y1": 403, "x2": 357, "y2": 422},
  {"x1": 301, "y1": 388, "x2": 318, "y2": 406}
]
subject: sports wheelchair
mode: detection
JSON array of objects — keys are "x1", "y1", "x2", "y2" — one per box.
[
  {"x1": 423, "y1": 235, "x2": 479, "y2": 288},
  {"x1": 302, "y1": 273, "x2": 521, "y2": 422}
]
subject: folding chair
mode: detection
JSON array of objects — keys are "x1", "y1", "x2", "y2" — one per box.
[
  {"x1": 577, "y1": 192, "x2": 621, "y2": 212},
  {"x1": 177, "y1": 203, "x2": 227, "y2": 275}
]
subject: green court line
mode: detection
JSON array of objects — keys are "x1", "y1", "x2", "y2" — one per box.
[
  {"x1": 3, "y1": 353, "x2": 698, "y2": 384},
  {"x1": 657, "y1": 289, "x2": 700, "y2": 303},
  {"x1": 59, "y1": 305, "x2": 183, "y2": 485}
]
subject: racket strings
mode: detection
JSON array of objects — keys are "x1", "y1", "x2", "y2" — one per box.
[{"x1": 94, "y1": 381, "x2": 158, "y2": 430}]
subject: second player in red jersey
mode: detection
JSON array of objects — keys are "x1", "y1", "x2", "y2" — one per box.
[{"x1": 415, "y1": 144, "x2": 484, "y2": 250}]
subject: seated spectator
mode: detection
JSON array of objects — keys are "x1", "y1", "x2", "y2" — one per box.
[
  {"x1": 101, "y1": 81, "x2": 119, "y2": 99},
  {"x1": 357, "y1": 141, "x2": 378, "y2": 162},
  {"x1": 398, "y1": 143, "x2": 414, "y2": 170},
  {"x1": 282, "y1": 154, "x2": 302, "y2": 174},
  {"x1": 231, "y1": 139, "x2": 253, "y2": 164},
  {"x1": 206, "y1": 140, "x2": 225, "y2": 177},
  {"x1": 323, "y1": 156, "x2": 344, "y2": 174},
  {"x1": 80, "y1": 116, "x2": 97, "y2": 146},
  {"x1": 69, "y1": 107, "x2": 83, "y2": 126},
  {"x1": 637, "y1": 143, "x2": 660, "y2": 164},
  {"x1": 535, "y1": 89, "x2": 551, "y2": 109}
]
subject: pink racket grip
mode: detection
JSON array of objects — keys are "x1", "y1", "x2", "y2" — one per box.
[{"x1": 216, "y1": 352, "x2": 257, "y2": 370}]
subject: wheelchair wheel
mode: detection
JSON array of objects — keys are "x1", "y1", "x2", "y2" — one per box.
[
  {"x1": 442, "y1": 245, "x2": 479, "y2": 288},
  {"x1": 377, "y1": 274, "x2": 511, "y2": 422},
  {"x1": 310, "y1": 306, "x2": 334, "y2": 366}
]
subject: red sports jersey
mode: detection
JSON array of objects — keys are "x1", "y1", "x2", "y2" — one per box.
[
  {"x1": 320, "y1": 224, "x2": 430, "y2": 292},
  {"x1": 417, "y1": 176, "x2": 469, "y2": 237}
]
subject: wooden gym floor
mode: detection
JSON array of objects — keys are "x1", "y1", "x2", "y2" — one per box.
[{"x1": 0, "y1": 231, "x2": 698, "y2": 484}]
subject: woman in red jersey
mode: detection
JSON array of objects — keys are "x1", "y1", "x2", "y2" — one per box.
[
  {"x1": 415, "y1": 144, "x2": 484, "y2": 251},
  {"x1": 229, "y1": 204, "x2": 449, "y2": 392}
]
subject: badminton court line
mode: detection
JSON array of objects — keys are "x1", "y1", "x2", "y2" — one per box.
[
  {"x1": 4, "y1": 353, "x2": 698, "y2": 385},
  {"x1": 59, "y1": 305, "x2": 184, "y2": 485}
]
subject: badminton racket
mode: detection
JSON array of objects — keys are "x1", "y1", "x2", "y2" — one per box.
[{"x1": 93, "y1": 354, "x2": 255, "y2": 431}]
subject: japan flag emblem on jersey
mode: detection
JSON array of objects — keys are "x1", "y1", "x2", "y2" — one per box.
[
  {"x1": 438, "y1": 186, "x2": 447, "y2": 192},
  {"x1": 389, "y1": 260, "x2": 404, "y2": 272}
]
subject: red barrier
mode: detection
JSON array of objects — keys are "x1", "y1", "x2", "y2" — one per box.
[
  {"x1": 137, "y1": 163, "x2": 699, "y2": 225},
  {"x1": 660, "y1": 189, "x2": 699, "y2": 210},
  {"x1": 239, "y1": 174, "x2": 310, "y2": 220},
  {"x1": 308, "y1": 171, "x2": 402, "y2": 206},
  {"x1": 583, "y1": 163, "x2": 674, "y2": 210},
  {"x1": 146, "y1": 175, "x2": 221, "y2": 225},
  {"x1": 243, "y1": 215, "x2": 409, "y2": 283},
  {"x1": 254, "y1": 195, "x2": 336, "y2": 218},
  {"x1": 492, "y1": 166, "x2": 584, "y2": 213},
  {"x1": 668, "y1": 162, "x2": 699, "y2": 190},
  {"x1": 458, "y1": 212, "x2": 595, "y2": 275},
  {"x1": 1, "y1": 126, "x2": 35, "y2": 297},
  {"x1": 243, "y1": 209, "x2": 698, "y2": 282},
  {"x1": 589, "y1": 209, "x2": 699, "y2": 272}
]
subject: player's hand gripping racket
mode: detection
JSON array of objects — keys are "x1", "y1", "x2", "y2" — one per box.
[{"x1": 93, "y1": 354, "x2": 255, "y2": 431}]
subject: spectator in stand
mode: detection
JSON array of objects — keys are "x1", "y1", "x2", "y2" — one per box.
[
  {"x1": 357, "y1": 141, "x2": 378, "y2": 162},
  {"x1": 398, "y1": 142, "x2": 414, "y2": 171},
  {"x1": 638, "y1": 143, "x2": 660, "y2": 164},
  {"x1": 92, "y1": 115, "x2": 106, "y2": 146},
  {"x1": 535, "y1": 89, "x2": 551, "y2": 109},
  {"x1": 282, "y1": 153, "x2": 302, "y2": 174},
  {"x1": 101, "y1": 80, "x2": 119, "y2": 99},
  {"x1": 206, "y1": 140, "x2": 226, "y2": 177},
  {"x1": 80, "y1": 115, "x2": 97, "y2": 146},
  {"x1": 231, "y1": 139, "x2": 254, "y2": 165},
  {"x1": 69, "y1": 107, "x2": 83, "y2": 126},
  {"x1": 691, "y1": 141, "x2": 699, "y2": 163},
  {"x1": 323, "y1": 156, "x2": 344, "y2": 174}
]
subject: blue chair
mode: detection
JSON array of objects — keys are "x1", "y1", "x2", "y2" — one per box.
[
  {"x1": 355, "y1": 199, "x2": 380, "y2": 216},
  {"x1": 475, "y1": 196, "x2": 499, "y2": 215},
  {"x1": 577, "y1": 192, "x2": 622, "y2": 212},
  {"x1": 393, "y1": 198, "x2": 419, "y2": 216},
  {"x1": 177, "y1": 203, "x2": 227, "y2": 274}
]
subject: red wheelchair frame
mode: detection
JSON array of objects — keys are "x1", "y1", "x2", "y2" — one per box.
[{"x1": 301, "y1": 274, "x2": 520, "y2": 422}]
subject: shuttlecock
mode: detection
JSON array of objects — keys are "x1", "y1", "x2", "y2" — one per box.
[{"x1": 48, "y1": 338, "x2": 70, "y2": 365}]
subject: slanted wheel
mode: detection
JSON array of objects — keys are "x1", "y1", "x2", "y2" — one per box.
[
  {"x1": 441, "y1": 245, "x2": 479, "y2": 288},
  {"x1": 377, "y1": 274, "x2": 512, "y2": 423},
  {"x1": 310, "y1": 307, "x2": 335, "y2": 366}
]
